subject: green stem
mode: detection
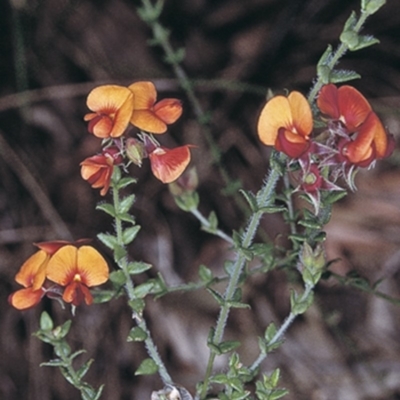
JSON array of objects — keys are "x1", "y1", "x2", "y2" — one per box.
[
  {"x1": 198, "y1": 166, "x2": 281, "y2": 399},
  {"x1": 190, "y1": 208, "x2": 234, "y2": 245},
  {"x1": 111, "y1": 176, "x2": 172, "y2": 385},
  {"x1": 249, "y1": 283, "x2": 314, "y2": 373},
  {"x1": 307, "y1": 10, "x2": 369, "y2": 104}
]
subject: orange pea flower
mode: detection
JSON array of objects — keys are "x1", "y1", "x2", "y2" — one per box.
[
  {"x1": 9, "y1": 241, "x2": 72, "y2": 310},
  {"x1": 129, "y1": 81, "x2": 182, "y2": 134},
  {"x1": 46, "y1": 245, "x2": 109, "y2": 306},
  {"x1": 149, "y1": 145, "x2": 193, "y2": 184},
  {"x1": 84, "y1": 85, "x2": 134, "y2": 138},
  {"x1": 80, "y1": 148, "x2": 121, "y2": 196},
  {"x1": 317, "y1": 84, "x2": 390, "y2": 166},
  {"x1": 257, "y1": 91, "x2": 313, "y2": 158}
]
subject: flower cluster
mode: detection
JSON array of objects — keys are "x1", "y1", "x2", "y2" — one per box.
[
  {"x1": 9, "y1": 241, "x2": 109, "y2": 310},
  {"x1": 81, "y1": 81, "x2": 193, "y2": 195},
  {"x1": 257, "y1": 84, "x2": 394, "y2": 209}
]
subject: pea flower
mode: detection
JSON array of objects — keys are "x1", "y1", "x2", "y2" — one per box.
[
  {"x1": 149, "y1": 145, "x2": 193, "y2": 184},
  {"x1": 129, "y1": 81, "x2": 183, "y2": 134},
  {"x1": 257, "y1": 91, "x2": 313, "y2": 158},
  {"x1": 46, "y1": 245, "x2": 109, "y2": 306},
  {"x1": 317, "y1": 84, "x2": 392, "y2": 166},
  {"x1": 8, "y1": 241, "x2": 73, "y2": 310},
  {"x1": 84, "y1": 85, "x2": 134, "y2": 138},
  {"x1": 80, "y1": 147, "x2": 122, "y2": 196}
]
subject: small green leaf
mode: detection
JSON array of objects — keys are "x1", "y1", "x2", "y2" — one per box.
[
  {"x1": 97, "y1": 232, "x2": 118, "y2": 250},
  {"x1": 202, "y1": 211, "x2": 218, "y2": 234},
  {"x1": 198, "y1": 264, "x2": 213, "y2": 283},
  {"x1": 113, "y1": 244, "x2": 127, "y2": 262},
  {"x1": 109, "y1": 270, "x2": 127, "y2": 285},
  {"x1": 135, "y1": 358, "x2": 159, "y2": 375},
  {"x1": 54, "y1": 342, "x2": 71, "y2": 358},
  {"x1": 132, "y1": 282, "x2": 154, "y2": 298},
  {"x1": 317, "y1": 44, "x2": 333, "y2": 68},
  {"x1": 76, "y1": 359, "x2": 94, "y2": 380},
  {"x1": 219, "y1": 340, "x2": 241, "y2": 354},
  {"x1": 119, "y1": 194, "x2": 136, "y2": 214},
  {"x1": 265, "y1": 322, "x2": 277, "y2": 342},
  {"x1": 122, "y1": 225, "x2": 141, "y2": 245},
  {"x1": 207, "y1": 287, "x2": 225, "y2": 306},
  {"x1": 174, "y1": 191, "x2": 200, "y2": 212},
  {"x1": 239, "y1": 189, "x2": 258, "y2": 212},
  {"x1": 127, "y1": 326, "x2": 148, "y2": 342},
  {"x1": 116, "y1": 177, "x2": 136, "y2": 190},
  {"x1": 96, "y1": 203, "x2": 116, "y2": 217},
  {"x1": 127, "y1": 261, "x2": 152, "y2": 275},
  {"x1": 343, "y1": 11, "x2": 357, "y2": 31},
  {"x1": 39, "y1": 311, "x2": 54, "y2": 331},
  {"x1": 362, "y1": 0, "x2": 386, "y2": 15},
  {"x1": 40, "y1": 359, "x2": 65, "y2": 367},
  {"x1": 128, "y1": 298, "x2": 146, "y2": 316},
  {"x1": 93, "y1": 385, "x2": 105, "y2": 400},
  {"x1": 53, "y1": 320, "x2": 72, "y2": 339},
  {"x1": 329, "y1": 69, "x2": 361, "y2": 83},
  {"x1": 118, "y1": 212, "x2": 136, "y2": 224}
]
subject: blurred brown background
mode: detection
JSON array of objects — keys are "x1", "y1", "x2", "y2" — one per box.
[{"x1": 1, "y1": 0, "x2": 400, "y2": 399}]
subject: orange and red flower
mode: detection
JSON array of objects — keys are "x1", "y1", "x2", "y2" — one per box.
[
  {"x1": 80, "y1": 147, "x2": 121, "y2": 196},
  {"x1": 317, "y1": 84, "x2": 391, "y2": 166},
  {"x1": 129, "y1": 81, "x2": 182, "y2": 134},
  {"x1": 8, "y1": 241, "x2": 73, "y2": 310},
  {"x1": 84, "y1": 85, "x2": 134, "y2": 138},
  {"x1": 257, "y1": 91, "x2": 313, "y2": 158},
  {"x1": 46, "y1": 245, "x2": 109, "y2": 306},
  {"x1": 148, "y1": 145, "x2": 193, "y2": 184}
]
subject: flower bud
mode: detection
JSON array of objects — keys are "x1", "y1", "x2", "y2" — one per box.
[{"x1": 125, "y1": 138, "x2": 147, "y2": 167}]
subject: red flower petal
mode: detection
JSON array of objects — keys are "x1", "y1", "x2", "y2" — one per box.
[{"x1": 149, "y1": 145, "x2": 192, "y2": 184}]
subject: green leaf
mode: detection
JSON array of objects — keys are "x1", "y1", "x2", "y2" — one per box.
[
  {"x1": 116, "y1": 177, "x2": 136, "y2": 190},
  {"x1": 127, "y1": 261, "x2": 152, "y2": 275},
  {"x1": 109, "y1": 270, "x2": 127, "y2": 285},
  {"x1": 264, "y1": 322, "x2": 277, "y2": 342},
  {"x1": 362, "y1": 0, "x2": 386, "y2": 15},
  {"x1": 317, "y1": 44, "x2": 333, "y2": 68},
  {"x1": 97, "y1": 232, "x2": 118, "y2": 250},
  {"x1": 113, "y1": 244, "x2": 127, "y2": 262},
  {"x1": 127, "y1": 326, "x2": 148, "y2": 342},
  {"x1": 39, "y1": 311, "x2": 54, "y2": 331},
  {"x1": 322, "y1": 189, "x2": 347, "y2": 205},
  {"x1": 119, "y1": 194, "x2": 136, "y2": 214},
  {"x1": 290, "y1": 289, "x2": 314, "y2": 316},
  {"x1": 351, "y1": 34, "x2": 380, "y2": 51},
  {"x1": 53, "y1": 320, "x2": 72, "y2": 339},
  {"x1": 207, "y1": 287, "x2": 225, "y2": 306},
  {"x1": 202, "y1": 211, "x2": 218, "y2": 234},
  {"x1": 128, "y1": 298, "x2": 146, "y2": 316},
  {"x1": 343, "y1": 11, "x2": 357, "y2": 31},
  {"x1": 174, "y1": 191, "x2": 199, "y2": 212},
  {"x1": 135, "y1": 358, "x2": 159, "y2": 375},
  {"x1": 76, "y1": 359, "x2": 94, "y2": 380},
  {"x1": 239, "y1": 189, "x2": 258, "y2": 212},
  {"x1": 218, "y1": 340, "x2": 241, "y2": 354},
  {"x1": 118, "y1": 212, "x2": 136, "y2": 224},
  {"x1": 122, "y1": 225, "x2": 141, "y2": 245},
  {"x1": 40, "y1": 359, "x2": 65, "y2": 367},
  {"x1": 329, "y1": 69, "x2": 361, "y2": 83},
  {"x1": 54, "y1": 342, "x2": 71, "y2": 358},
  {"x1": 96, "y1": 203, "x2": 116, "y2": 217},
  {"x1": 93, "y1": 385, "x2": 105, "y2": 400},
  {"x1": 132, "y1": 282, "x2": 155, "y2": 298},
  {"x1": 198, "y1": 264, "x2": 213, "y2": 283}
]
